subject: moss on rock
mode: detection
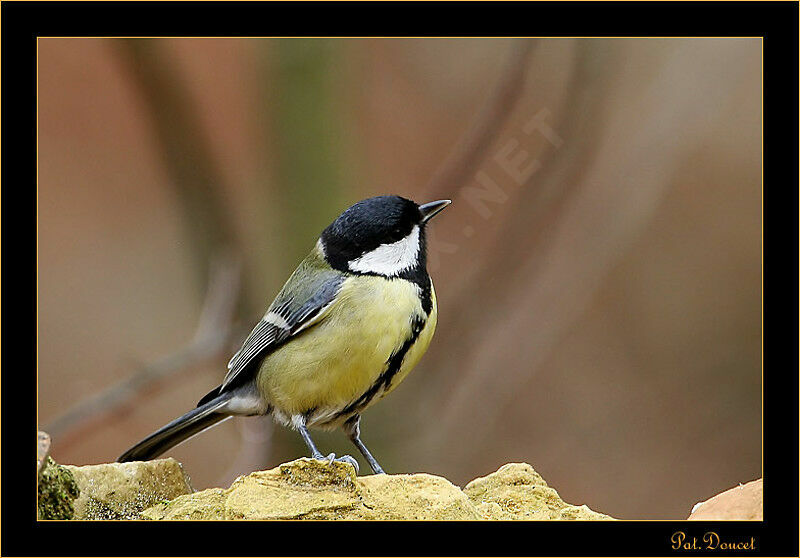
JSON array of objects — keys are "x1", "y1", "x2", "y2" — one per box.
[{"x1": 37, "y1": 457, "x2": 80, "y2": 520}]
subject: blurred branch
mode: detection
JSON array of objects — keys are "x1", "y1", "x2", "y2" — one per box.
[
  {"x1": 425, "y1": 41, "x2": 617, "y2": 378},
  {"x1": 114, "y1": 40, "x2": 247, "y2": 306},
  {"x1": 45, "y1": 40, "x2": 273, "y2": 469},
  {"x1": 479, "y1": 43, "x2": 618, "y2": 270},
  {"x1": 424, "y1": 39, "x2": 536, "y2": 200},
  {"x1": 419, "y1": 39, "x2": 724, "y2": 462},
  {"x1": 115, "y1": 39, "x2": 273, "y2": 473},
  {"x1": 413, "y1": 41, "x2": 621, "y2": 456},
  {"x1": 44, "y1": 254, "x2": 242, "y2": 442}
]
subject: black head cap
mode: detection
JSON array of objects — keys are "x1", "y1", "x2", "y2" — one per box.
[
  {"x1": 319, "y1": 195, "x2": 451, "y2": 279},
  {"x1": 320, "y1": 196, "x2": 423, "y2": 269}
]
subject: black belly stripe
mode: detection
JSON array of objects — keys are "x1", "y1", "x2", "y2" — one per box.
[{"x1": 329, "y1": 314, "x2": 427, "y2": 422}]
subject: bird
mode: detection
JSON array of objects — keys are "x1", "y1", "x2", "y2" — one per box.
[{"x1": 118, "y1": 195, "x2": 451, "y2": 475}]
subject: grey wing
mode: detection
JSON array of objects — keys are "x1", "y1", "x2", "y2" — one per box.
[{"x1": 219, "y1": 271, "x2": 345, "y2": 393}]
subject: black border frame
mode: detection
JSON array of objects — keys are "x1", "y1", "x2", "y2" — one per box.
[{"x1": 7, "y1": 1, "x2": 798, "y2": 556}]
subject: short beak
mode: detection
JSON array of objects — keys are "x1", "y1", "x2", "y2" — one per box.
[{"x1": 419, "y1": 199, "x2": 452, "y2": 223}]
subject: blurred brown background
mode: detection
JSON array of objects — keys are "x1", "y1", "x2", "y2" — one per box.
[{"x1": 37, "y1": 38, "x2": 761, "y2": 519}]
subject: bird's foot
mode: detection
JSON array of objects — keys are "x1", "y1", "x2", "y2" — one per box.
[{"x1": 315, "y1": 452, "x2": 359, "y2": 474}]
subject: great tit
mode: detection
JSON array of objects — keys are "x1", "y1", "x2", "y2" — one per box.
[{"x1": 118, "y1": 195, "x2": 451, "y2": 474}]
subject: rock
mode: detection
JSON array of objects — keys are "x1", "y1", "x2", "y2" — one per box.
[
  {"x1": 463, "y1": 463, "x2": 613, "y2": 520},
  {"x1": 37, "y1": 457, "x2": 80, "y2": 520},
  {"x1": 142, "y1": 458, "x2": 481, "y2": 520},
  {"x1": 357, "y1": 470, "x2": 480, "y2": 520},
  {"x1": 37, "y1": 431, "x2": 52, "y2": 479},
  {"x1": 142, "y1": 488, "x2": 229, "y2": 521},
  {"x1": 63, "y1": 459, "x2": 193, "y2": 519},
  {"x1": 142, "y1": 459, "x2": 612, "y2": 521},
  {"x1": 688, "y1": 478, "x2": 762, "y2": 520}
]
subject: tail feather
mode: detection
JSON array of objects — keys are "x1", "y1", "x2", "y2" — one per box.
[{"x1": 118, "y1": 394, "x2": 231, "y2": 462}]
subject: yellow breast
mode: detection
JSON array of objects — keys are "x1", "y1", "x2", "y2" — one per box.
[{"x1": 256, "y1": 276, "x2": 437, "y2": 428}]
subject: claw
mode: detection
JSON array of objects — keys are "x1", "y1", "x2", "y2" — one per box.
[
  {"x1": 336, "y1": 454, "x2": 360, "y2": 474},
  {"x1": 311, "y1": 453, "x2": 360, "y2": 474}
]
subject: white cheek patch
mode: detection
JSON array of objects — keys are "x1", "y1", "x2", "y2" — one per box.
[{"x1": 348, "y1": 226, "x2": 420, "y2": 277}]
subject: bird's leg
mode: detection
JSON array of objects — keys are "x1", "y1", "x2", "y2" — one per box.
[
  {"x1": 343, "y1": 415, "x2": 385, "y2": 475},
  {"x1": 297, "y1": 423, "x2": 359, "y2": 473},
  {"x1": 298, "y1": 424, "x2": 325, "y2": 459}
]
